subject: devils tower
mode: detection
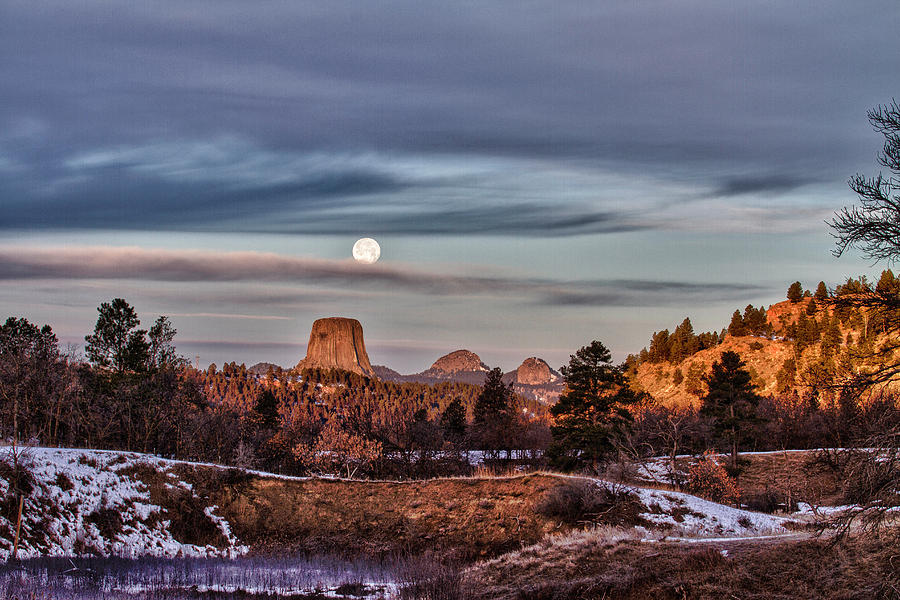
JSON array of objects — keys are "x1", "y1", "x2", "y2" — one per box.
[{"x1": 296, "y1": 317, "x2": 376, "y2": 378}]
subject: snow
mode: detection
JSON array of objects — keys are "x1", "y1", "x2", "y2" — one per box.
[
  {"x1": 551, "y1": 474, "x2": 791, "y2": 538},
  {"x1": 0, "y1": 446, "x2": 248, "y2": 560},
  {"x1": 795, "y1": 502, "x2": 853, "y2": 516},
  {"x1": 628, "y1": 482, "x2": 790, "y2": 537}
]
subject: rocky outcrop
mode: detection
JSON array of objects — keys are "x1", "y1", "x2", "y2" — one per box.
[
  {"x1": 402, "y1": 350, "x2": 491, "y2": 385},
  {"x1": 425, "y1": 350, "x2": 489, "y2": 376},
  {"x1": 296, "y1": 317, "x2": 376, "y2": 378},
  {"x1": 248, "y1": 362, "x2": 281, "y2": 378},
  {"x1": 514, "y1": 357, "x2": 560, "y2": 385}
]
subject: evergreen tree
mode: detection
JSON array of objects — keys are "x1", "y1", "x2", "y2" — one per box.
[
  {"x1": 473, "y1": 367, "x2": 517, "y2": 456},
  {"x1": 806, "y1": 297, "x2": 818, "y2": 315},
  {"x1": 548, "y1": 340, "x2": 643, "y2": 469},
  {"x1": 147, "y1": 316, "x2": 179, "y2": 371},
  {"x1": 474, "y1": 367, "x2": 514, "y2": 424},
  {"x1": 727, "y1": 310, "x2": 746, "y2": 336},
  {"x1": 815, "y1": 281, "x2": 829, "y2": 301},
  {"x1": 700, "y1": 351, "x2": 763, "y2": 471},
  {"x1": 648, "y1": 329, "x2": 671, "y2": 362},
  {"x1": 440, "y1": 396, "x2": 467, "y2": 443},
  {"x1": 742, "y1": 305, "x2": 770, "y2": 336},
  {"x1": 787, "y1": 281, "x2": 804, "y2": 303},
  {"x1": 253, "y1": 388, "x2": 280, "y2": 430},
  {"x1": 84, "y1": 298, "x2": 149, "y2": 374}
]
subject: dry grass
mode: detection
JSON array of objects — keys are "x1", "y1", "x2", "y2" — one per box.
[
  {"x1": 464, "y1": 531, "x2": 900, "y2": 599},
  {"x1": 198, "y1": 472, "x2": 583, "y2": 560},
  {"x1": 734, "y1": 451, "x2": 842, "y2": 507}
]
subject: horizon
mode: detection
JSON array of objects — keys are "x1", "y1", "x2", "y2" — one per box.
[{"x1": 2, "y1": 2, "x2": 898, "y2": 373}]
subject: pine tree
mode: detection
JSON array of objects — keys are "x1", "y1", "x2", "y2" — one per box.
[
  {"x1": 548, "y1": 340, "x2": 644, "y2": 469},
  {"x1": 473, "y1": 367, "x2": 516, "y2": 456},
  {"x1": 787, "y1": 281, "x2": 803, "y2": 303},
  {"x1": 806, "y1": 297, "x2": 818, "y2": 315},
  {"x1": 815, "y1": 281, "x2": 829, "y2": 301},
  {"x1": 728, "y1": 310, "x2": 746, "y2": 336},
  {"x1": 440, "y1": 397, "x2": 467, "y2": 443},
  {"x1": 84, "y1": 298, "x2": 150, "y2": 374},
  {"x1": 700, "y1": 351, "x2": 763, "y2": 471},
  {"x1": 253, "y1": 388, "x2": 280, "y2": 430}
]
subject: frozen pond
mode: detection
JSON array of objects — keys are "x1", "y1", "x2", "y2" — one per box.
[{"x1": 0, "y1": 555, "x2": 400, "y2": 599}]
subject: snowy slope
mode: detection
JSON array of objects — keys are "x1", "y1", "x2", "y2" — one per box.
[
  {"x1": 0, "y1": 447, "x2": 246, "y2": 560},
  {"x1": 629, "y1": 484, "x2": 789, "y2": 536},
  {"x1": 557, "y1": 474, "x2": 791, "y2": 538}
]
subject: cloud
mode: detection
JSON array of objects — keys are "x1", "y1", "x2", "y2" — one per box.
[
  {"x1": 539, "y1": 278, "x2": 765, "y2": 307},
  {"x1": 165, "y1": 312, "x2": 293, "y2": 321},
  {"x1": 711, "y1": 175, "x2": 812, "y2": 198},
  {"x1": 0, "y1": 139, "x2": 664, "y2": 236},
  {"x1": 0, "y1": 245, "x2": 768, "y2": 306},
  {"x1": 2, "y1": 2, "x2": 896, "y2": 237}
]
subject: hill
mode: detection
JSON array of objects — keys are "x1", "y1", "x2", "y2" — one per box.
[
  {"x1": 630, "y1": 275, "x2": 900, "y2": 408},
  {"x1": 634, "y1": 334, "x2": 793, "y2": 409},
  {"x1": 1, "y1": 447, "x2": 790, "y2": 562},
  {"x1": 394, "y1": 351, "x2": 565, "y2": 404}
]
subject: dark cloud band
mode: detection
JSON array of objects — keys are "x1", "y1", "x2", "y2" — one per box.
[{"x1": 0, "y1": 245, "x2": 766, "y2": 307}]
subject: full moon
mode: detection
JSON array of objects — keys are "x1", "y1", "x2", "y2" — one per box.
[{"x1": 352, "y1": 237, "x2": 381, "y2": 264}]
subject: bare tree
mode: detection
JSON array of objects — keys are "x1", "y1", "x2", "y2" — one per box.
[
  {"x1": 831, "y1": 100, "x2": 900, "y2": 263},
  {"x1": 819, "y1": 425, "x2": 900, "y2": 539},
  {"x1": 823, "y1": 101, "x2": 900, "y2": 538},
  {"x1": 828, "y1": 102, "x2": 900, "y2": 398}
]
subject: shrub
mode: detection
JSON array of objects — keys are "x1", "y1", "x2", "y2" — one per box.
[
  {"x1": 54, "y1": 472, "x2": 74, "y2": 492},
  {"x1": 0, "y1": 453, "x2": 36, "y2": 497},
  {"x1": 77, "y1": 454, "x2": 99, "y2": 468},
  {"x1": 685, "y1": 451, "x2": 740, "y2": 504},
  {"x1": 84, "y1": 507, "x2": 124, "y2": 540},
  {"x1": 534, "y1": 479, "x2": 640, "y2": 526},
  {"x1": 742, "y1": 489, "x2": 797, "y2": 514}
]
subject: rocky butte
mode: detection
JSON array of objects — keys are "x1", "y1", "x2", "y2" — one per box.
[
  {"x1": 296, "y1": 317, "x2": 376, "y2": 378},
  {"x1": 514, "y1": 357, "x2": 560, "y2": 385},
  {"x1": 420, "y1": 349, "x2": 489, "y2": 378}
]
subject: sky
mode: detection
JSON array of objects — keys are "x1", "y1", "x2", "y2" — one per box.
[{"x1": 1, "y1": 1, "x2": 898, "y2": 373}]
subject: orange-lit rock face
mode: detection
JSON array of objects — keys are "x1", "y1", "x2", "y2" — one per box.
[
  {"x1": 516, "y1": 357, "x2": 553, "y2": 385},
  {"x1": 427, "y1": 349, "x2": 489, "y2": 374},
  {"x1": 297, "y1": 317, "x2": 375, "y2": 378}
]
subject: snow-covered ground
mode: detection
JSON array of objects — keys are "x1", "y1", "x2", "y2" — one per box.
[
  {"x1": 628, "y1": 483, "x2": 790, "y2": 537},
  {"x1": 548, "y1": 474, "x2": 791, "y2": 538},
  {"x1": 0, "y1": 446, "x2": 247, "y2": 560}
]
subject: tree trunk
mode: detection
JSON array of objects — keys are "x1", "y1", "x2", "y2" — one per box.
[
  {"x1": 729, "y1": 403, "x2": 738, "y2": 472},
  {"x1": 12, "y1": 495, "x2": 24, "y2": 560}
]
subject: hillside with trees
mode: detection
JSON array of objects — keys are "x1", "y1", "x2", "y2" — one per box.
[{"x1": 628, "y1": 272, "x2": 900, "y2": 410}]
